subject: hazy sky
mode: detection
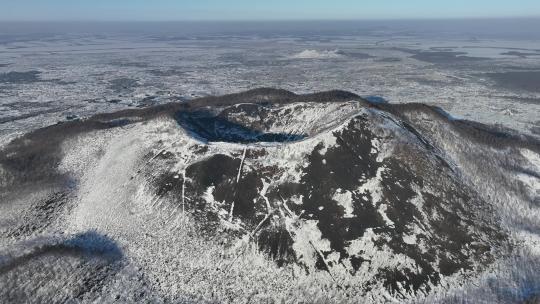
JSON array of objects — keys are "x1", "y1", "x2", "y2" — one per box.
[{"x1": 1, "y1": 0, "x2": 539, "y2": 21}]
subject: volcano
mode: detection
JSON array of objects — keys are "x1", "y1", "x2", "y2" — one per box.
[{"x1": 0, "y1": 88, "x2": 539, "y2": 303}]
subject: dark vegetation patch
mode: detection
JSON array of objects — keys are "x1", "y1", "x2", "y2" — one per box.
[
  {"x1": 338, "y1": 51, "x2": 374, "y2": 59},
  {"x1": 501, "y1": 51, "x2": 540, "y2": 58},
  {"x1": 374, "y1": 102, "x2": 540, "y2": 153},
  {"x1": 243, "y1": 59, "x2": 291, "y2": 67},
  {"x1": 406, "y1": 77, "x2": 455, "y2": 87},
  {"x1": 147, "y1": 69, "x2": 185, "y2": 77},
  {"x1": 411, "y1": 51, "x2": 488, "y2": 64},
  {"x1": 380, "y1": 102, "x2": 540, "y2": 208},
  {"x1": 523, "y1": 294, "x2": 540, "y2": 304},
  {"x1": 502, "y1": 66, "x2": 540, "y2": 71},
  {"x1": 6, "y1": 192, "x2": 71, "y2": 238},
  {"x1": 0, "y1": 108, "x2": 62, "y2": 124},
  {"x1": 183, "y1": 88, "x2": 364, "y2": 109},
  {"x1": 53, "y1": 79, "x2": 77, "y2": 85},
  {"x1": 153, "y1": 171, "x2": 184, "y2": 198},
  {"x1": 217, "y1": 52, "x2": 245, "y2": 63},
  {"x1": 0, "y1": 71, "x2": 41, "y2": 83},
  {"x1": 3, "y1": 101, "x2": 56, "y2": 109},
  {"x1": 451, "y1": 118, "x2": 540, "y2": 151},
  {"x1": 137, "y1": 96, "x2": 163, "y2": 108},
  {"x1": 430, "y1": 47, "x2": 458, "y2": 51},
  {"x1": 109, "y1": 60, "x2": 149, "y2": 68},
  {"x1": 364, "y1": 96, "x2": 389, "y2": 104},
  {"x1": 257, "y1": 224, "x2": 295, "y2": 267},
  {"x1": 375, "y1": 57, "x2": 401, "y2": 63},
  {"x1": 496, "y1": 95, "x2": 540, "y2": 105},
  {"x1": 0, "y1": 71, "x2": 74, "y2": 86},
  {"x1": 108, "y1": 78, "x2": 139, "y2": 92},
  {"x1": 531, "y1": 124, "x2": 540, "y2": 136},
  {"x1": 483, "y1": 71, "x2": 540, "y2": 93}
]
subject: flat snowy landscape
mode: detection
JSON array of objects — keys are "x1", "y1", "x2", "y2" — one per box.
[{"x1": 1, "y1": 20, "x2": 540, "y2": 143}]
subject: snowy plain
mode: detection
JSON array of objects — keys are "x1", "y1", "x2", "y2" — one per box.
[{"x1": 1, "y1": 20, "x2": 540, "y2": 145}]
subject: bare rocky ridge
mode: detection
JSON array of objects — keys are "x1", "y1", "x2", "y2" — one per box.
[{"x1": 0, "y1": 88, "x2": 539, "y2": 303}]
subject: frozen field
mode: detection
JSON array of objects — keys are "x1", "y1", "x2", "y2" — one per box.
[{"x1": 1, "y1": 20, "x2": 540, "y2": 144}]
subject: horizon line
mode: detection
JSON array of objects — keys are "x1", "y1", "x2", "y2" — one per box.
[{"x1": 1, "y1": 16, "x2": 540, "y2": 23}]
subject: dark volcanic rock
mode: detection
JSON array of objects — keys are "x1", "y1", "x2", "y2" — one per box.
[{"x1": 170, "y1": 107, "x2": 508, "y2": 296}]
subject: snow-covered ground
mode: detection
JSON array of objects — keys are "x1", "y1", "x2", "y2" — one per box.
[{"x1": 1, "y1": 21, "x2": 540, "y2": 146}]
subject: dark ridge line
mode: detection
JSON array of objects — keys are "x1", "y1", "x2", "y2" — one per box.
[
  {"x1": 189, "y1": 88, "x2": 362, "y2": 107},
  {"x1": 2, "y1": 88, "x2": 362, "y2": 157},
  {"x1": 2, "y1": 88, "x2": 537, "y2": 156},
  {"x1": 0, "y1": 88, "x2": 361, "y2": 191},
  {"x1": 1, "y1": 88, "x2": 538, "y2": 192},
  {"x1": 90, "y1": 88, "x2": 364, "y2": 121},
  {"x1": 3, "y1": 87, "x2": 360, "y2": 147},
  {"x1": 371, "y1": 102, "x2": 540, "y2": 153}
]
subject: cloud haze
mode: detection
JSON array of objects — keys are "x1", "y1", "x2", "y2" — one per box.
[{"x1": 1, "y1": 0, "x2": 539, "y2": 21}]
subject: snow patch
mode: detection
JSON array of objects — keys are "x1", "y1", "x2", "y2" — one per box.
[
  {"x1": 332, "y1": 189, "x2": 355, "y2": 218},
  {"x1": 291, "y1": 49, "x2": 343, "y2": 59},
  {"x1": 377, "y1": 204, "x2": 395, "y2": 227},
  {"x1": 521, "y1": 148, "x2": 540, "y2": 169},
  {"x1": 346, "y1": 229, "x2": 417, "y2": 284},
  {"x1": 290, "y1": 219, "x2": 332, "y2": 269},
  {"x1": 359, "y1": 166, "x2": 385, "y2": 204}
]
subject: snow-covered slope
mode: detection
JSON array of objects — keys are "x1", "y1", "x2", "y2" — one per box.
[{"x1": 0, "y1": 89, "x2": 538, "y2": 303}]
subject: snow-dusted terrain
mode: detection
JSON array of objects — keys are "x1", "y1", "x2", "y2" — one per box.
[
  {"x1": 1, "y1": 20, "x2": 540, "y2": 146},
  {"x1": 0, "y1": 88, "x2": 539, "y2": 303},
  {"x1": 1, "y1": 20, "x2": 540, "y2": 303}
]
